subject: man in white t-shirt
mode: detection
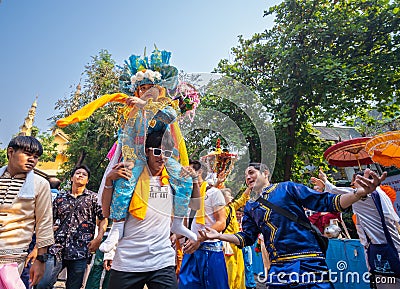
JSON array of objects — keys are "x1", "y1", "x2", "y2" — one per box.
[
  {"x1": 178, "y1": 170, "x2": 229, "y2": 289},
  {"x1": 316, "y1": 170, "x2": 400, "y2": 288},
  {"x1": 104, "y1": 130, "x2": 179, "y2": 289}
]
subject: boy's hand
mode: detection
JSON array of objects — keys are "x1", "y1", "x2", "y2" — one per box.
[
  {"x1": 126, "y1": 97, "x2": 147, "y2": 108},
  {"x1": 182, "y1": 239, "x2": 201, "y2": 254},
  {"x1": 310, "y1": 177, "x2": 325, "y2": 192},
  {"x1": 104, "y1": 260, "x2": 112, "y2": 271},
  {"x1": 318, "y1": 168, "x2": 328, "y2": 183},
  {"x1": 25, "y1": 246, "x2": 38, "y2": 267},
  {"x1": 180, "y1": 166, "x2": 198, "y2": 178},
  {"x1": 198, "y1": 227, "x2": 220, "y2": 241}
]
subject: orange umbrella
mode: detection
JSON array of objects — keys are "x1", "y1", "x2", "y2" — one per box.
[
  {"x1": 365, "y1": 130, "x2": 400, "y2": 168},
  {"x1": 323, "y1": 137, "x2": 373, "y2": 169}
]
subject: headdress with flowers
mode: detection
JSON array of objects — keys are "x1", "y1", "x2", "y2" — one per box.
[
  {"x1": 173, "y1": 82, "x2": 201, "y2": 121},
  {"x1": 201, "y1": 139, "x2": 238, "y2": 187},
  {"x1": 119, "y1": 46, "x2": 179, "y2": 95}
]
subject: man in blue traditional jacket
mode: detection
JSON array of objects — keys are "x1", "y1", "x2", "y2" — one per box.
[{"x1": 199, "y1": 163, "x2": 386, "y2": 289}]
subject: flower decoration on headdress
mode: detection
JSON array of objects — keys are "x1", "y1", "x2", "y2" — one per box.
[
  {"x1": 130, "y1": 70, "x2": 162, "y2": 86},
  {"x1": 173, "y1": 82, "x2": 201, "y2": 120},
  {"x1": 119, "y1": 46, "x2": 179, "y2": 95},
  {"x1": 201, "y1": 139, "x2": 238, "y2": 187}
]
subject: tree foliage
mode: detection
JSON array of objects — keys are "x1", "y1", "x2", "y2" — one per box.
[
  {"x1": 216, "y1": 0, "x2": 400, "y2": 182},
  {"x1": 0, "y1": 148, "x2": 6, "y2": 167},
  {"x1": 36, "y1": 130, "x2": 59, "y2": 163},
  {"x1": 51, "y1": 50, "x2": 121, "y2": 191},
  {"x1": 180, "y1": 75, "x2": 277, "y2": 190}
]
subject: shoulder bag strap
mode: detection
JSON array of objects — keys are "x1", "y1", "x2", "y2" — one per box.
[
  {"x1": 370, "y1": 191, "x2": 397, "y2": 249},
  {"x1": 256, "y1": 195, "x2": 313, "y2": 231}
]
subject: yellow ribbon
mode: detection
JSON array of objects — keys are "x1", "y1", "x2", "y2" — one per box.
[
  {"x1": 195, "y1": 181, "x2": 208, "y2": 225},
  {"x1": 170, "y1": 122, "x2": 189, "y2": 166},
  {"x1": 56, "y1": 93, "x2": 129, "y2": 127},
  {"x1": 129, "y1": 167, "x2": 169, "y2": 220}
]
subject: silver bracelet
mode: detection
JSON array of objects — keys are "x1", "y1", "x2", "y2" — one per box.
[{"x1": 104, "y1": 185, "x2": 114, "y2": 189}]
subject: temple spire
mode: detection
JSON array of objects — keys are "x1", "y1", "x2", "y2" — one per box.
[{"x1": 19, "y1": 96, "x2": 38, "y2": 136}]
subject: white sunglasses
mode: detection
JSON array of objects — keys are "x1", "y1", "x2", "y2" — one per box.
[{"x1": 149, "y1": 148, "x2": 173, "y2": 158}]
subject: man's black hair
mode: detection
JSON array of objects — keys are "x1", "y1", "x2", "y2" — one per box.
[
  {"x1": 189, "y1": 159, "x2": 202, "y2": 171},
  {"x1": 71, "y1": 164, "x2": 91, "y2": 179},
  {"x1": 7, "y1": 136, "x2": 43, "y2": 158},
  {"x1": 146, "y1": 131, "x2": 163, "y2": 148},
  {"x1": 145, "y1": 129, "x2": 173, "y2": 150},
  {"x1": 248, "y1": 162, "x2": 271, "y2": 180},
  {"x1": 248, "y1": 162, "x2": 269, "y2": 172},
  {"x1": 48, "y1": 177, "x2": 62, "y2": 190},
  {"x1": 189, "y1": 159, "x2": 208, "y2": 180}
]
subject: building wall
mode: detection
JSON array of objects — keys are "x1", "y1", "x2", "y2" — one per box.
[{"x1": 36, "y1": 131, "x2": 68, "y2": 177}]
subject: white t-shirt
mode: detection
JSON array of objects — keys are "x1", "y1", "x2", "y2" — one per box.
[
  {"x1": 191, "y1": 186, "x2": 226, "y2": 241},
  {"x1": 324, "y1": 181, "x2": 400, "y2": 251},
  {"x1": 111, "y1": 176, "x2": 175, "y2": 272}
]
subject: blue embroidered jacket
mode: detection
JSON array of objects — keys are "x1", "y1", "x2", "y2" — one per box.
[{"x1": 235, "y1": 182, "x2": 343, "y2": 263}]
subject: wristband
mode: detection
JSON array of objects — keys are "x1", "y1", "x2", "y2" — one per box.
[
  {"x1": 36, "y1": 254, "x2": 48, "y2": 263},
  {"x1": 104, "y1": 185, "x2": 114, "y2": 189}
]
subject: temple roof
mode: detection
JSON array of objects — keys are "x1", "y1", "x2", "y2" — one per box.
[{"x1": 314, "y1": 125, "x2": 362, "y2": 142}]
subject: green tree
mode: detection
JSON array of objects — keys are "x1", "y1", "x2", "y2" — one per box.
[
  {"x1": 52, "y1": 50, "x2": 121, "y2": 191},
  {"x1": 0, "y1": 148, "x2": 7, "y2": 167},
  {"x1": 216, "y1": 0, "x2": 400, "y2": 182},
  {"x1": 180, "y1": 75, "x2": 277, "y2": 190},
  {"x1": 37, "y1": 131, "x2": 58, "y2": 163}
]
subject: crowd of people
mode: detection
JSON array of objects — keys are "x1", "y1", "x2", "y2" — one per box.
[{"x1": 1, "y1": 47, "x2": 399, "y2": 289}]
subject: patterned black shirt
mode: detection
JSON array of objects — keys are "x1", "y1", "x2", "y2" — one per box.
[{"x1": 53, "y1": 189, "x2": 104, "y2": 260}]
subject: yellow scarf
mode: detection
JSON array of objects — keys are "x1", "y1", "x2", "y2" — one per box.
[
  {"x1": 128, "y1": 121, "x2": 189, "y2": 220},
  {"x1": 129, "y1": 167, "x2": 169, "y2": 220},
  {"x1": 170, "y1": 122, "x2": 189, "y2": 166},
  {"x1": 56, "y1": 88, "x2": 173, "y2": 128},
  {"x1": 56, "y1": 93, "x2": 129, "y2": 127},
  {"x1": 195, "y1": 181, "x2": 208, "y2": 225}
]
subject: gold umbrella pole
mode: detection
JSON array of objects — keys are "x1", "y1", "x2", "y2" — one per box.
[{"x1": 356, "y1": 155, "x2": 362, "y2": 171}]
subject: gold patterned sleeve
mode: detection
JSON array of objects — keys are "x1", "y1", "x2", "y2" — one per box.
[{"x1": 231, "y1": 192, "x2": 250, "y2": 211}]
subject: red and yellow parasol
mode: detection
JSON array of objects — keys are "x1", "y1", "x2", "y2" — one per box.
[
  {"x1": 365, "y1": 130, "x2": 400, "y2": 168},
  {"x1": 323, "y1": 137, "x2": 373, "y2": 169}
]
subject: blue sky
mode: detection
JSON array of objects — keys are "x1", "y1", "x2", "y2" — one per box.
[{"x1": 0, "y1": 0, "x2": 280, "y2": 147}]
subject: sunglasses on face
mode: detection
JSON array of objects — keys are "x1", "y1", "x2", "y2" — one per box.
[{"x1": 149, "y1": 148, "x2": 173, "y2": 158}]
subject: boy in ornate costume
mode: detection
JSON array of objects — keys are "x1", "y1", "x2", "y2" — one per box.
[{"x1": 56, "y1": 48, "x2": 200, "y2": 253}]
